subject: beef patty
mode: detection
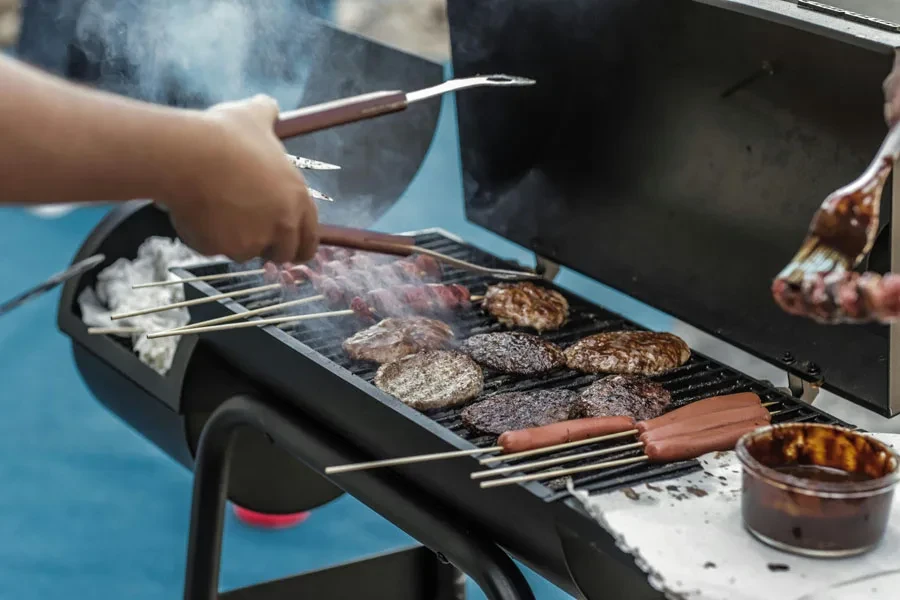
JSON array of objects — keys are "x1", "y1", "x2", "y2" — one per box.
[
  {"x1": 564, "y1": 331, "x2": 690, "y2": 375},
  {"x1": 572, "y1": 375, "x2": 672, "y2": 421},
  {"x1": 374, "y1": 350, "x2": 483, "y2": 410},
  {"x1": 461, "y1": 389, "x2": 579, "y2": 436},
  {"x1": 343, "y1": 317, "x2": 453, "y2": 364},
  {"x1": 482, "y1": 282, "x2": 569, "y2": 332},
  {"x1": 459, "y1": 332, "x2": 565, "y2": 375}
]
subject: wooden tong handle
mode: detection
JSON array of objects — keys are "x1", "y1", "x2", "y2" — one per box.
[
  {"x1": 275, "y1": 91, "x2": 408, "y2": 139},
  {"x1": 318, "y1": 224, "x2": 415, "y2": 256}
]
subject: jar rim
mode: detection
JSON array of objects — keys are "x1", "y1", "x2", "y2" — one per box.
[{"x1": 735, "y1": 423, "x2": 900, "y2": 497}]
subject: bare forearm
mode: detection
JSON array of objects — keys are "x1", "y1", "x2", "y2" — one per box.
[{"x1": 0, "y1": 55, "x2": 209, "y2": 205}]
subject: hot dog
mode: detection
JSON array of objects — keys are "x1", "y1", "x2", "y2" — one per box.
[
  {"x1": 635, "y1": 392, "x2": 761, "y2": 434},
  {"x1": 498, "y1": 416, "x2": 636, "y2": 454},
  {"x1": 638, "y1": 404, "x2": 771, "y2": 444},
  {"x1": 643, "y1": 418, "x2": 769, "y2": 463}
]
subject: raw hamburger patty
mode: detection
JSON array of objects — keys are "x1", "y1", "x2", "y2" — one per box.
[
  {"x1": 482, "y1": 282, "x2": 569, "y2": 332},
  {"x1": 343, "y1": 317, "x2": 454, "y2": 363},
  {"x1": 374, "y1": 350, "x2": 483, "y2": 410},
  {"x1": 572, "y1": 375, "x2": 672, "y2": 421},
  {"x1": 564, "y1": 331, "x2": 690, "y2": 375},
  {"x1": 461, "y1": 390, "x2": 579, "y2": 436},
  {"x1": 459, "y1": 332, "x2": 565, "y2": 375}
]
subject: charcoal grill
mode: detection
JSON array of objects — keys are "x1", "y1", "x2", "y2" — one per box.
[{"x1": 51, "y1": 0, "x2": 900, "y2": 599}]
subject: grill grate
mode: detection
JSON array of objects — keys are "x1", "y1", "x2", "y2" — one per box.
[{"x1": 183, "y1": 231, "x2": 847, "y2": 498}]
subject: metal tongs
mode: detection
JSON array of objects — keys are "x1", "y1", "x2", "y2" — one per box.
[{"x1": 274, "y1": 75, "x2": 536, "y2": 139}]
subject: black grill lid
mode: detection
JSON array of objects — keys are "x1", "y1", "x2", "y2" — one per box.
[{"x1": 448, "y1": 0, "x2": 900, "y2": 415}]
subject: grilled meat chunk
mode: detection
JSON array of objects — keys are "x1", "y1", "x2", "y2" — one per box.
[
  {"x1": 482, "y1": 282, "x2": 569, "y2": 332},
  {"x1": 343, "y1": 317, "x2": 454, "y2": 364},
  {"x1": 461, "y1": 390, "x2": 579, "y2": 436},
  {"x1": 564, "y1": 331, "x2": 690, "y2": 375},
  {"x1": 573, "y1": 375, "x2": 672, "y2": 421},
  {"x1": 374, "y1": 350, "x2": 483, "y2": 410},
  {"x1": 459, "y1": 332, "x2": 565, "y2": 375}
]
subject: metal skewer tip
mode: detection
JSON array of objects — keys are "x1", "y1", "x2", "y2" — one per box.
[
  {"x1": 286, "y1": 154, "x2": 341, "y2": 171},
  {"x1": 309, "y1": 188, "x2": 334, "y2": 202}
]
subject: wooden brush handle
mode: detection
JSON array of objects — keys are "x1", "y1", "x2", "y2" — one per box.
[
  {"x1": 274, "y1": 91, "x2": 408, "y2": 139},
  {"x1": 317, "y1": 224, "x2": 415, "y2": 256}
]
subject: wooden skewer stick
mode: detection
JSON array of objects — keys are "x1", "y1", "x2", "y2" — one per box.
[
  {"x1": 88, "y1": 326, "x2": 144, "y2": 335},
  {"x1": 111, "y1": 283, "x2": 282, "y2": 320},
  {"x1": 158, "y1": 295, "x2": 326, "y2": 336},
  {"x1": 325, "y1": 447, "x2": 503, "y2": 475},
  {"x1": 480, "y1": 455, "x2": 651, "y2": 489},
  {"x1": 472, "y1": 442, "x2": 644, "y2": 480},
  {"x1": 132, "y1": 268, "x2": 266, "y2": 289},
  {"x1": 146, "y1": 308, "x2": 355, "y2": 338}
]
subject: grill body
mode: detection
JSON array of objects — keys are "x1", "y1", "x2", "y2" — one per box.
[{"x1": 58, "y1": 202, "x2": 849, "y2": 598}]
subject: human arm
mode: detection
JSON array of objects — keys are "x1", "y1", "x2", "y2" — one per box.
[{"x1": 0, "y1": 55, "x2": 318, "y2": 262}]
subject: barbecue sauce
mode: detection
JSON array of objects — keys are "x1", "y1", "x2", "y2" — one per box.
[{"x1": 737, "y1": 424, "x2": 899, "y2": 557}]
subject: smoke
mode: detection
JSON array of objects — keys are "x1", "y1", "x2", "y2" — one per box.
[{"x1": 73, "y1": 0, "x2": 320, "y2": 107}]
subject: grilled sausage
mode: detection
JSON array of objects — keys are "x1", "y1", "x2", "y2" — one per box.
[
  {"x1": 635, "y1": 392, "x2": 761, "y2": 434},
  {"x1": 638, "y1": 404, "x2": 771, "y2": 445},
  {"x1": 643, "y1": 418, "x2": 769, "y2": 463},
  {"x1": 498, "y1": 416, "x2": 636, "y2": 454}
]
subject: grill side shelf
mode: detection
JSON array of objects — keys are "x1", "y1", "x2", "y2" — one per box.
[{"x1": 179, "y1": 231, "x2": 847, "y2": 500}]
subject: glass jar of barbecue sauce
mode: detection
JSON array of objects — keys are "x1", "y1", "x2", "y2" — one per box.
[{"x1": 736, "y1": 423, "x2": 899, "y2": 557}]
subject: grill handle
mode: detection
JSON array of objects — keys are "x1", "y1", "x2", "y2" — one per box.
[
  {"x1": 318, "y1": 224, "x2": 415, "y2": 256},
  {"x1": 274, "y1": 91, "x2": 408, "y2": 139}
]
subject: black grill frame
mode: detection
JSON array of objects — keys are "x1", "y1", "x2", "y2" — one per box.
[{"x1": 176, "y1": 229, "x2": 849, "y2": 499}]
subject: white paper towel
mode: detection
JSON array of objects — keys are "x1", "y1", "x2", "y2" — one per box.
[{"x1": 568, "y1": 433, "x2": 900, "y2": 600}]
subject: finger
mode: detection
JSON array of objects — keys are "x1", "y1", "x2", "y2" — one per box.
[
  {"x1": 246, "y1": 94, "x2": 280, "y2": 126},
  {"x1": 266, "y1": 222, "x2": 300, "y2": 265},
  {"x1": 294, "y1": 193, "x2": 319, "y2": 263}
]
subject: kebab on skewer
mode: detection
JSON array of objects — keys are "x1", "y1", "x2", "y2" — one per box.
[
  {"x1": 146, "y1": 282, "x2": 475, "y2": 338},
  {"x1": 116, "y1": 253, "x2": 443, "y2": 321}
]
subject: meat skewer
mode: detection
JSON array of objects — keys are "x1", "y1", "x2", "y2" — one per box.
[
  {"x1": 125, "y1": 254, "x2": 442, "y2": 322},
  {"x1": 133, "y1": 246, "x2": 389, "y2": 290},
  {"x1": 160, "y1": 295, "x2": 326, "y2": 336},
  {"x1": 146, "y1": 283, "x2": 473, "y2": 338},
  {"x1": 110, "y1": 282, "x2": 283, "y2": 320}
]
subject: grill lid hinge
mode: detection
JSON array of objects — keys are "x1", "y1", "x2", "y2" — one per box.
[{"x1": 783, "y1": 372, "x2": 822, "y2": 406}]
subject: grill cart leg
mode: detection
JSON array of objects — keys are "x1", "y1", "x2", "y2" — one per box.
[{"x1": 184, "y1": 395, "x2": 535, "y2": 600}]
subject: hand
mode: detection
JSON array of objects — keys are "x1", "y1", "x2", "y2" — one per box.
[
  {"x1": 884, "y1": 50, "x2": 900, "y2": 127},
  {"x1": 161, "y1": 95, "x2": 319, "y2": 263}
]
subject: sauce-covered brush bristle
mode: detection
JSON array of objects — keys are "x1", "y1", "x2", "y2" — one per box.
[{"x1": 773, "y1": 125, "x2": 900, "y2": 325}]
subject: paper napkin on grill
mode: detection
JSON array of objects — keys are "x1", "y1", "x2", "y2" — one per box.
[{"x1": 568, "y1": 433, "x2": 900, "y2": 600}]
